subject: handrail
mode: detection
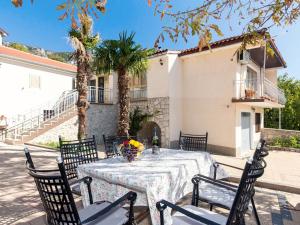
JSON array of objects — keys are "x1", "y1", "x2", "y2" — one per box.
[
  {"x1": 88, "y1": 87, "x2": 113, "y2": 104},
  {"x1": 130, "y1": 87, "x2": 147, "y2": 99},
  {"x1": 233, "y1": 78, "x2": 286, "y2": 105},
  {"x1": 1, "y1": 90, "x2": 78, "y2": 141}
]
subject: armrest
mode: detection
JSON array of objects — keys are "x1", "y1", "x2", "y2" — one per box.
[
  {"x1": 192, "y1": 175, "x2": 237, "y2": 192},
  {"x1": 156, "y1": 200, "x2": 221, "y2": 225},
  {"x1": 70, "y1": 176, "x2": 93, "y2": 204},
  {"x1": 212, "y1": 161, "x2": 243, "y2": 181},
  {"x1": 81, "y1": 191, "x2": 137, "y2": 224}
]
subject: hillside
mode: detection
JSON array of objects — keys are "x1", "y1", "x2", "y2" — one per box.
[{"x1": 4, "y1": 42, "x2": 74, "y2": 64}]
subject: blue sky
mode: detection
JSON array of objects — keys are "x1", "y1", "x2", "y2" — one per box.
[{"x1": 0, "y1": 0, "x2": 299, "y2": 78}]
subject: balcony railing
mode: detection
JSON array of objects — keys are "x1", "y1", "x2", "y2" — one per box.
[
  {"x1": 233, "y1": 78, "x2": 286, "y2": 105},
  {"x1": 88, "y1": 87, "x2": 113, "y2": 104},
  {"x1": 264, "y1": 78, "x2": 286, "y2": 105},
  {"x1": 130, "y1": 88, "x2": 147, "y2": 100}
]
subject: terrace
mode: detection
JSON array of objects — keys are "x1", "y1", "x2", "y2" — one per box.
[{"x1": 1, "y1": 142, "x2": 300, "y2": 225}]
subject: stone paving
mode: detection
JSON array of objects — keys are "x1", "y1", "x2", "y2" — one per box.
[
  {"x1": 0, "y1": 143, "x2": 300, "y2": 225},
  {"x1": 213, "y1": 150, "x2": 300, "y2": 192}
]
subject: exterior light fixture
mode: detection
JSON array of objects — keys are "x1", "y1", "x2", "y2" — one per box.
[{"x1": 159, "y1": 58, "x2": 163, "y2": 66}]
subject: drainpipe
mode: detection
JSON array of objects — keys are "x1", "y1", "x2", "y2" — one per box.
[
  {"x1": 262, "y1": 39, "x2": 267, "y2": 97},
  {"x1": 279, "y1": 108, "x2": 282, "y2": 129}
]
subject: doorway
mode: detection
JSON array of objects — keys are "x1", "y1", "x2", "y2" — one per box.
[
  {"x1": 98, "y1": 77, "x2": 104, "y2": 103},
  {"x1": 241, "y1": 112, "x2": 251, "y2": 154}
]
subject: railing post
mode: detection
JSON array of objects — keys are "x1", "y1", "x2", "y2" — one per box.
[{"x1": 14, "y1": 128, "x2": 17, "y2": 140}]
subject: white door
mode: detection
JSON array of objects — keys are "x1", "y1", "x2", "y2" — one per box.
[{"x1": 241, "y1": 112, "x2": 251, "y2": 154}]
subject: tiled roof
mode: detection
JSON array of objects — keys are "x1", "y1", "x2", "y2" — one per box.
[
  {"x1": 148, "y1": 49, "x2": 169, "y2": 57},
  {"x1": 179, "y1": 33, "x2": 250, "y2": 57},
  {"x1": 0, "y1": 45, "x2": 77, "y2": 73},
  {"x1": 178, "y1": 32, "x2": 286, "y2": 68}
]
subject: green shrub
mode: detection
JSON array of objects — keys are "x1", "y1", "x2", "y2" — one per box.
[{"x1": 270, "y1": 136, "x2": 300, "y2": 149}]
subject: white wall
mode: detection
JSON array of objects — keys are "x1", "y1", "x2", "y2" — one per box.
[
  {"x1": 147, "y1": 56, "x2": 169, "y2": 98},
  {"x1": 0, "y1": 61, "x2": 74, "y2": 123},
  {"x1": 181, "y1": 47, "x2": 238, "y2": 151},
  {"x1": 168, "y1": 53, "x2": 183, "y2": 144}
]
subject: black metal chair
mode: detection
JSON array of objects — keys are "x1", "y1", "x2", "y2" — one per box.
[
  {"x1": 191, "y1": 140, "x2": 268, "y2": 225},
  {"x1": 59, "y1": 135, "x2": 99, "y2": 195},
  {"x1": 156, "y1": 156, "x2": 265, "y2": 225},
  {"x1": 103, "y1": 135, "x2": 137, "y2": 158},
  {"x1": 179, "y1": 131, "x2": 208, "y2": 151},
  {"x1": 24, "y1": 147, "x2": 137, "y2": 225}
]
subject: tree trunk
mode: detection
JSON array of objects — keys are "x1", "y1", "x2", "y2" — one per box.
[
  {"x1": 117, "y1": 69, "x2": 130, "y2": 136},
  {"x1": 76, "y1": 51, "x2": 89, "y2": 140}
]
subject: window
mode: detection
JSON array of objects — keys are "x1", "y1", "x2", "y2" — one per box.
[
  {"x1": 255, "y1": 113, "x2": 261, "y2": 133},
  {"x1": 29, "y1": 74, "x2": 41, "y2": 89},
  {"x1": 129, "y1": 73, "x2": 147, "y2": 89},
  {"x1": 246, "y1": 67, "x2": 257, "y2": 90}
]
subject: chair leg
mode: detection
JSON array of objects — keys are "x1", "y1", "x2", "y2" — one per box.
[{"x1": 251, "y1": 197, "x2": 261, "y2": 225}]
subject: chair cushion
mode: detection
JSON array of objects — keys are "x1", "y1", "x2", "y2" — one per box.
[
  {"x1": 173, "y1": 205, "x2": 227, "y2": 225},
  {"x1": 79, "y1": 201, "x2": 128, "y2": 225},
  {"x1": 198, "y1": 182, "x2": 236, "y2": 208},
  {"x1": 70, "y1": 183, "x2": 81, "y2": 195}
]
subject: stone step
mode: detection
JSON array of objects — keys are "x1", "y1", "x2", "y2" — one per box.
[{"x1": 5, "y1": 110, "x2": 77, "y2": 145}]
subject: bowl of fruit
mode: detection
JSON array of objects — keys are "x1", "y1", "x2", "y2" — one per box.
[{"x1": 119, "y1": 139, "x2": 145, "y2": 162}]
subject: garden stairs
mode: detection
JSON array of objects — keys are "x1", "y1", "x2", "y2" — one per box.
[{"x1": 1, "y1": 90, "x2": 78, "y2": 145}]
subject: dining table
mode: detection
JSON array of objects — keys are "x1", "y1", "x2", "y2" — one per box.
[{"x1": 77, "y1": 148, "x2": 228, "y2": 225}]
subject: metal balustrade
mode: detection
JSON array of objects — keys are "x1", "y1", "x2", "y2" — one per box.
[
  {"x1": 130, "y1": 88, "x2": 147, "y2": 100},
  {"x1": 88, "y1": 87, "x2": 113, "y2": 104},
  {"x1": 1, "y1": 90, "x2": 78, "y2": 141},
  {"x1": 233, "y1": 78, "x2": 286, "y2": 105},
  {"x1": 264, "y1": 78, "x2": 286, "y2": 105}
]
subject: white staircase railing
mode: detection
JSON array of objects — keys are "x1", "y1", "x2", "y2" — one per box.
[{"x1": 0, "y1": 90, "x2": 78, "y2": 141}]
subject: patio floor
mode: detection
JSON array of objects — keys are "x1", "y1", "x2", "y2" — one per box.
[{"x1": 0, "y1": 143, "x2": 299, "y2": 225}]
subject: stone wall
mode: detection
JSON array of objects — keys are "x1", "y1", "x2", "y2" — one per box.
[
  {"x1": 86, "y1": 104, "x2": 118, "y2": 144},
  {"x1": 31, "y1": 115, "x2": 78, "y2": 144},
  {"x1": 130, "y1": 97, "x2": 170, "y2": 147},
  {"x1": 262, "y1": 128, "x2": 300, "y2": 141}
]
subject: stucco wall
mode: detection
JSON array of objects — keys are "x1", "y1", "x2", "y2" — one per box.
[
  {"x1": 181, "y1": 47, "x2": 238, "y2": 154},
  {"x1": 0, "y1": 61, "x2": 73, "y2": 123},
  {"x1": 86, "y1": 104, "x2": 118, "y2": 144},
  {"x1": 168, "y1": 54, "x2": 183, "y2": 147},
  {"x1": 147, "y1": 56, "x2": 169, "y2": 98},
  {"x1": 31, "y1": 115, "x2": 78, "y2": 144},
  {"x1": 265, "y1": 69, "x2": 278, "y2": 85}
]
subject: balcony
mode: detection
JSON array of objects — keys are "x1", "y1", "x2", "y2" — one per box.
[
  {"x1": 130, "y1": 87, "x2": 147, "y2": 101},
  {"x1": 232, "y1": 78, "x2": 286, "y2": 107},
  {"x1": 88, "y1": 87, "x2": 113, "y2": 104}
]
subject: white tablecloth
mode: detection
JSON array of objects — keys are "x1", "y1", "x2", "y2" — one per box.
[{"x1": 77, "y1": 149, "x2": 227, "y2": 225}]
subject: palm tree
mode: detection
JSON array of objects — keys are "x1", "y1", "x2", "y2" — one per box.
[
  {"x1": 94, "y1": 32, "x2": 151, "y2": 136},
  {"x1": 69, "y1": 15, "x2": 99, "y2": 139}
]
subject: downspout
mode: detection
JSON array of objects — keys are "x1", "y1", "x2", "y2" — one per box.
[
  {"x1": 279, "y1": 108, "x2": 282, "y2": 129},
  {"x1": 262, "y1": 38, "x2": 266, "y2": 97}
]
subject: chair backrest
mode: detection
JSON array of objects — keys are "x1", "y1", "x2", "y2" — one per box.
[
  {"x1": 226, "y1": 157, "x2": 264, "y2": 225},
  {"x1": 103, "y1": 134, "x2": 117, "y2": 157},
  {"x1": 103, "y1": 135, "x2": 137, "y2": 157},
  {"x1": 24, "y1": 148, "x2": 81, "y2": 225},
  {"x1": 179, "y1": 131, "x2": 208, "y2": 151},
  {"x1": 254, "y1": 139, "x2": 268, "y2": 160},
  {"x1": 59, "y1": 135, "x2": 98, "y2": 180}
]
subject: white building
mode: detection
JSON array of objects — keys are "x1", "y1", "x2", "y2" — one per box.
[
  {"x1": 0, "y1": 28, "x2": 76, "y2": 127},
  {"x1": 89, "y1": 32, "x2": 286, "y2": 157}
]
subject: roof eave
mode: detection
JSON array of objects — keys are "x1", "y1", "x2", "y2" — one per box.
[{"x1": 269, "y1": 39, "x2": 287, "y2": 68}]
